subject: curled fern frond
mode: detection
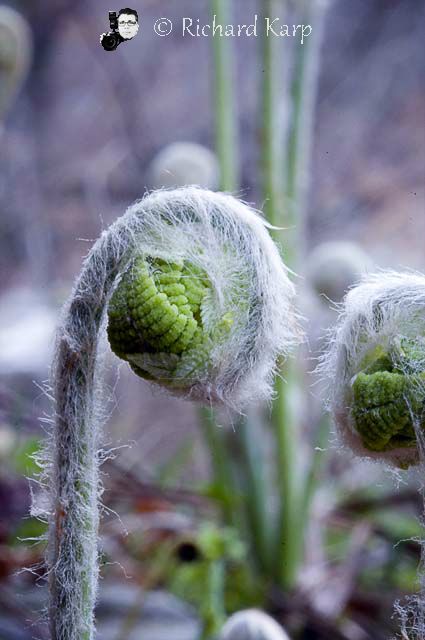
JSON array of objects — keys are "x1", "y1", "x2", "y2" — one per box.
[
  {"x1": 46, "y1": 187, "x2": 299, "y2": 639},
  {"x1": 320, "y1": 270, "x2": 425, "y2": 468}
]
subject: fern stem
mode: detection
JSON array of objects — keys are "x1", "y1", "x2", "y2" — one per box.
[
  {"x1": 211, "y1": 0, "x2": 239, "y2": 191},
  {"x1": 262, "y1": 0, "x2": 327, "y2": 589},
  {"x1": 48, "y1": 228, "x2": 133, "y2": 639}
]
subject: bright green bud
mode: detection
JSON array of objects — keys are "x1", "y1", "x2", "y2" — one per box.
[
  {"x1": 107, "y1": 256, "x2": 226, "y2": 387},
  {"x1": 352, "y1": 339, "x2": 425, "y2": 455}
]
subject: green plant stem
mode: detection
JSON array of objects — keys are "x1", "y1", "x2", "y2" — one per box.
[
  {"x1": 211, "y1": 0, "x2": 239, "y2": 191},
  {"x1": 201, "y1": 0, "x2": 240, "y2": 537},
  {"x1": 261, "y1": 0, "x2": 300, "y2": 591},
  {"x1": 262, "y1": 0, "x2": 327, "y2": 590},
  {"x1": 201, "y1": 560, "x2": 226, "y2": 639},
  {"x1": 235, "y1": 412, "x2": 271, "y2": 575},
  {"x1": 272, "y1": 369, "x2": 301, "y2": 590},
  {"x1": 284, "y1": 0, "x2": 326, "y2": 266},
  {"x1": 210, "y1": 0, "x2": 271, "y2": 578},
  {"x1": 300, "y1": 413, "x2": 330, "y2": 519},
  {"x1": 277, "y1": 2, "x2": 327, "y2": 590},
  {"x1": 200, "y1": 406, "x2": 238, "y2": 527},
  {"x1": 261, "y1": 0, "x2": 285, "y2": 230}
]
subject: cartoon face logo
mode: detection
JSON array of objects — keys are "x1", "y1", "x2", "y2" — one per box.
[
  {"x1": 117, "y1": 9, "x2": 139, "y2": 40},
  {"x1": 100, "y1": 8, "x2": 139, "y2": 51}
]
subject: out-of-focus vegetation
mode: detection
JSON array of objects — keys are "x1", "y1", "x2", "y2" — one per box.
[{"x1": 0, "y1": 0, "x2": 424, "y2": 639}]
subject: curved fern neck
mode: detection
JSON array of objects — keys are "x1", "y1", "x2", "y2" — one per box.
[{"x1": 49, "y1": 222, "x2": 135, "y2": 640}]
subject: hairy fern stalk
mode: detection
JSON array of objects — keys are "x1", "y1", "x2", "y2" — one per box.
[{"x1": 44, "y1": 187, "x2": 299, "y2": 639}]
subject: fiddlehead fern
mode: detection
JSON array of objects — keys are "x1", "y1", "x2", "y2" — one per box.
[
  {"x1": 321, "y1": 270, "x2": 425, "y2": 468},
  {"x1": 46, "y1": 187, "x2": 299, "y2": 639}
]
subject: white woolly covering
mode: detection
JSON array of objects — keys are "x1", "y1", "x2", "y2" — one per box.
[
  {"x1": 320, "y1": 270, "x2": 425, "y2": 639},
  {"x1": 320, "y1": 270, "x2": 425, "y2": 468},
  {"x1": 125, "y1": 188, "x2": 299, "y2": 408},
  {"x1": 219, "y1": 609, "x2": 291, "y2": 640},
  {"x1": 44, "y1": 187, "x2": 299, "y2": 639}
]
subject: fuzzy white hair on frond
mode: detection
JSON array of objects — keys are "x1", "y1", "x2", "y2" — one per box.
[
  {"x1": 320, "y1": 269, "x2": 425, "y2": 640},
  {"x1": 43, "y1": 187, "x2": 300, "y2": 640},
  {"x1": 319, "y1": 269, "x2": 425, "y2": 468},
  {"x1": 108, "y1": 187, "x2": 300, "y2": 410}
]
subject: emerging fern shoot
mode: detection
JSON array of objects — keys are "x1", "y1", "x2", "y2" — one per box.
[
  {"x1": 46, "y1": 187, "x2": 299, "y2": 639},
  {"x1": 322, "y1": 271, "x2": 425, "y2": 468}
]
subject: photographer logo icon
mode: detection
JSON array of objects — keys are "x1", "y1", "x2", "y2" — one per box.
[{"x1": 100, "y1": 8, "x2": 139, "y2": 51}]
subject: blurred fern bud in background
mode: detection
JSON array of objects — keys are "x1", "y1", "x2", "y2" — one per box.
[
  {"x1": 219, "y1": 609, "x2": 291, "y2": 640},
  {"x1": 107, "y1": 187, "x2": 299, "y2": 409},
  {"x1": 305, "y1": 241, "x2": 372, "y2": 303},
  {"x1": 321, "y1": 271, "x2": 425, "y2": 467},
  {"x1": 148, "y1": 142, "x2": 220, "y2": 190},
  {"x1": 0, "y1": 424, "x2": 15, "y2": 461},
  {"x1": 0, "y1": 5, "x2": 32, "y2": 122}
]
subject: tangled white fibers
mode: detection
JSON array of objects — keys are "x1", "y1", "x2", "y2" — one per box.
[{"x1": 41, "y1": 187, "x2": 300, "y2": 639}]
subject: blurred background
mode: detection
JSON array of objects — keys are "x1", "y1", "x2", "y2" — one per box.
[{"x1": 0, "y1": 1, "x2": 424, "y2": 639}]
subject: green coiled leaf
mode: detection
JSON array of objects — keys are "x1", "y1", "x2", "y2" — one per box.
[
  {"x1": 351, "y1": 341, "x2": 425, "y2": 452},
  {"x1": 107, "y1": 255, "x2": 232, "y2": 388}
]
